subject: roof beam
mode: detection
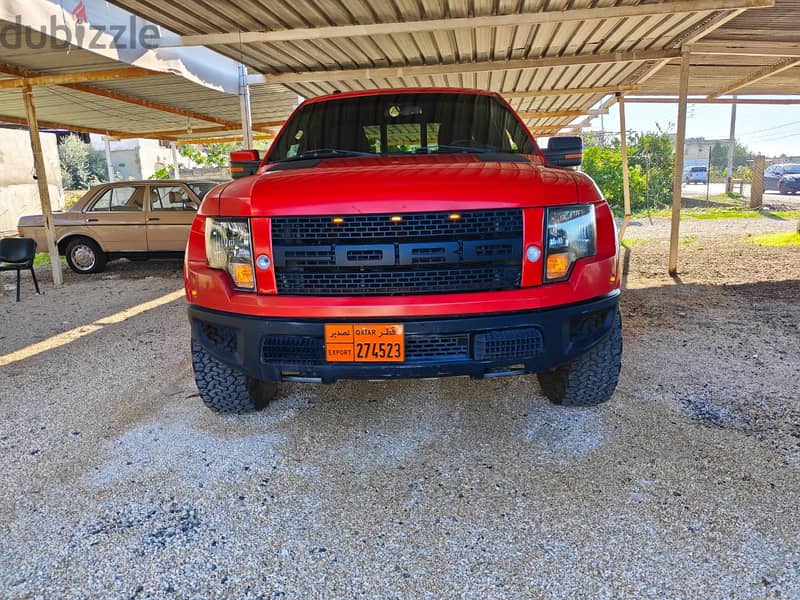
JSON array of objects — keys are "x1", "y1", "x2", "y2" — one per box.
[
  {"x1": 626, "y1": 96, "x2": 800, "y2": 105},
  {"x1": 503, "y1": 85, "x2": 638, "y2": 99},
  {"x1": 165, "y1": 0, "x2": 773, "y2": 47},
  {"x1": 128, "y1": 120, "x2": 285, "y2": 140},
  {"x1": 0, "y1": 63, "x2": 241, "y2": 129},
  {"x1": 252, "y1": 49, "x2": 683, "y2": 85},
  {"x1": 518, "y1": 108, "x2": 609, "y2": 120},
  {"x1": 0, "y1": 114, "x2": 170, "y2": 140},
  {"x1": 62, "y1": 83, "x2": 240, "y2": 128},
  {"x1": 176, "y1": 134, "x2": 274, "y2": 146},
  {"x1": 691, "y1": 43, "x2": 800, "y2": 57},
  {"x1": 0, "y1": 67, "x2": 155, "y2": 90},
  {"x1": 708, "y1": 58, "x2": 800, "y2": 98}
]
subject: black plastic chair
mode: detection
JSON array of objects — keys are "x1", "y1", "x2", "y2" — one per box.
[{"x1": 0, "y1": 238, "x2": 40, "y2": 302}]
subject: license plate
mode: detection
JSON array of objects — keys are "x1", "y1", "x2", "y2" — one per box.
[{"x1": 325, "y1": 324, "x2": 405, "y2": 362}]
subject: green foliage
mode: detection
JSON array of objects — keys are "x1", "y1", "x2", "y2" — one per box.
[
  {"x1": 179, "y1": 142, "x2": 239, "y2": 168},
  {"x1": 58, "y1": 134, "x2": 107, "y2": 189},
  {"x1": 149, "y1": 167, "x2": 171, "y2": 180},
  {"x1": 750, "y1": 231, "x2": 800, "y2": 247},
  {"x1": 710, "y1": 141, "x2": 752, "y2": 170},
  {"x1": 582, "y1": 128, "x2": 674, "y2": 213}
]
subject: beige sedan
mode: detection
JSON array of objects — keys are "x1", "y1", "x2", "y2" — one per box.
[{"x1": 18, "y1": 180, "x2": 217, "y2": 274}]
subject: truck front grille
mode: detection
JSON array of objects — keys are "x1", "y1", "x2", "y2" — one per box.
[{"x1": 271, "y1": 209, "x2": 523, "y2": 296}]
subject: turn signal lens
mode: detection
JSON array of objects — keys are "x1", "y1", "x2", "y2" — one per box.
[
  {"x1": 230, "y1": 263, "x2": 255, "y2": 289},
  {"x1": 390, "y1": 215, "x2": 403, "y2": 222},
  {"x1": 332, "y1": 217, "x2": 344, "y2": 224},
  {"x1": 546, "y1": 253, "x2": 571, "y2": 280}
]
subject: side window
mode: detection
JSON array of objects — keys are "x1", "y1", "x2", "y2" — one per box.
[
  {"x1": 109, "y1": 187, "x2": 144, "y2": 212},
  {"x1": 774, "y1": 167, "x2": 784, "y2": 176},
  {"x1": 89, "y1": 188, "x2": 112, "y2": 212},
  {"x1": 150, "y1": 185, "x2": 195, "y2": 211}
]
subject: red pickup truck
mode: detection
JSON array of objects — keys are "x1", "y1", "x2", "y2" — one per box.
[{"x1": 184, "y1": 88, "x2": 621, "y2": 413}]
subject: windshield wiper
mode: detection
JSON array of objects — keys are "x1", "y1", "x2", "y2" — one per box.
[
  {"x1": 436, "y1": 144, "x2": 510, "y2": 154},
  {"x1": 289, "y1": 148, "x2": 376, "y2": 161}
]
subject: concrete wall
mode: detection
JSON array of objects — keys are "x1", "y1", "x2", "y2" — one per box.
[{"x1": 0, "y1": 128, "x2": 64, "y2": 235}]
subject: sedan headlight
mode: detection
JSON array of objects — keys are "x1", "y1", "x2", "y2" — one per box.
[
  {"x1": 544, "y1": 204, "x2": 596, "y2": 281},
  {"x1": 205, "y1": 217, "x2": 256, "y2": 290}
]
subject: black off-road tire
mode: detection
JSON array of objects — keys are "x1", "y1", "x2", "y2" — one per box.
[
  {"x1": 191, "y1": 339, "x2": 277, "y2": 413},
  {"x1": 537, "y1": 310, "x2": 623, "y2": 406},
  {"x1": 65, "y1": 237, "x2": 107, "y2": 274}
]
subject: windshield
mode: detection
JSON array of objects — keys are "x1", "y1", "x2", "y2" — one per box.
[
  {"x1": 782, "y1": 164, "x2": 800, "y2": 174},
  {"x1": 187, "y1": 181, "x2": 216, "y2": 199},
  {"x1": 267, "y1": 92, "x2": 538, "y2": 162}
]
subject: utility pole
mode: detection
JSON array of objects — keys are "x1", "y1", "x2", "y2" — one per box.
[
  {"x1": 104, "y1": 137, "x2": 115, "y2": 182},
  {"x1": 726, "y1": 98, "x2": 737, "y2": 195}
]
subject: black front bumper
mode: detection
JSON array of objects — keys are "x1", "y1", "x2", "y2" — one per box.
[{"x1": 189, "y1": 291, "x2": 620, "y2": 383}]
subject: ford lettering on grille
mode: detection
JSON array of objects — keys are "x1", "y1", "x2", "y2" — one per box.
[{"x1": 271, "y1": 209, "x2": 523, "y2": 296}]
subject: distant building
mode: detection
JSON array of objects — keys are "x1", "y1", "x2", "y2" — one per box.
[
  {"x1": 668, "y1": 135, "x2": 729, "y2": 168},
  {"x1": 89, "y1": 135, "x2": 176, "y2": 180}
]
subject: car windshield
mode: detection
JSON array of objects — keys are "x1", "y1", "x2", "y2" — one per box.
[
  {"x1": 267, "y1": 92, "x2": 538, "y2": 162},
  {"x1": 782, "y1": 164, "x2": 800, "y2": 174},
  {"x1": 187, "y1": 181, "x2": 216, "y2": 199}
]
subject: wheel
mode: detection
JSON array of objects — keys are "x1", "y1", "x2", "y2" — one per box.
[
  {"x1": 191, "y1": 339, "x2": 277, "y2": 413},
  {"x1": 779, "y1": 182, "x2": 788, "y2": 195},
  {"x1": 537, "y1": 309, "x2": 623, "y2": 406},
  {"x1": 65, "y1": 237, "x2": 106, "y2": 274}
]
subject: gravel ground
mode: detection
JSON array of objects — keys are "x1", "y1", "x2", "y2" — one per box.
[{"x1": 1, "y1": 217, "x2": 798, "y2": 599}]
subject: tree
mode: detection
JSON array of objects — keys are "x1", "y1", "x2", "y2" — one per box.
[
  {"x1": 581, "y1": 128, "x2": 674, "y2": 213},
  {"x1": 710, "y1": 141, "x2": 752, "y2": 171},
  {"x1": 59, "y1": 134, "x2": 107, "y2": 189},
  {"x1": 179, "y1": 142, "x2": 239, "y2": 168}
]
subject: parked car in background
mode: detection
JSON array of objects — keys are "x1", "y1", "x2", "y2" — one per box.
[
  {"x1": 764, "y1": 163, "x2": 800, "y2": 194},
  {"x1": 18, "y1": 180, "x2": 217, "y2": 274},
  {"x1": 684, "y1": 166, "x2": 708, "y2": 185}
]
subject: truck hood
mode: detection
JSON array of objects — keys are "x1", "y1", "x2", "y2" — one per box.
[{"x1": 212, "y1": 155, "x2": 599, "y2": 217}]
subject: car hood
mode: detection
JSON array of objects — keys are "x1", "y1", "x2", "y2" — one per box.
[{"x1": 210, "y1": 155, "x2": 600, "y2": 217}]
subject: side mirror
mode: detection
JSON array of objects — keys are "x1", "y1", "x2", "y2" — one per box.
[
  {"x1": 543, "y1": 137, "x2": 583, "y2": 168},
  {"x1": 230, "y1": 149, "x2": 261, "y2": 179}
]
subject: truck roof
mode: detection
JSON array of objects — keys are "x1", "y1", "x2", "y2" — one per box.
[{"x1": 302, "y1": 87, "x2": 501, "y2": 106}]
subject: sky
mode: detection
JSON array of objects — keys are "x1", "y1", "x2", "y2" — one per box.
[{"x1": 588, "y1": 100, "x2": 800, "y2": 158}]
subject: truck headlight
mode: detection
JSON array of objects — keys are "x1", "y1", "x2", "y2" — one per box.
[
  {"x1": 205, "y1": 217, "x2": 256, "y2": 290},
  {"x1": 544, "y1": 204, "x2": 596, "y2": 281}
]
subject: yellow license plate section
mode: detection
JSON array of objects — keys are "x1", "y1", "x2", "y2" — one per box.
[{"x1": 325, "y1": 324, "x2": 405, "y2": 363}]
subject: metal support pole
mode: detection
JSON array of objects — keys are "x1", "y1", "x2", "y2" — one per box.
[
  {"x1": 170, "y1": 141, "x2": 180, "y2": 179},
  {"x1": 725, "y1": 99, "x2": 737, "y2": 194},
  {"x1": 22, "y1": 84, "x2": 62, "y2": 287},
  {"x1": 238, "y1": 63, "x2": 254, "y2": 148},
  {"x1": 618, "y1": 93, "x2": 631, "y2": 217},
  {"x1": 668, "y1": 49, "x2": 691, "y2": 276},
  {"x1": 104, "y1": 137, "x2": 115, "y2": 182}
]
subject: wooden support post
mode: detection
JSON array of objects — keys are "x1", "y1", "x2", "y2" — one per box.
[
  {"x1": 726, "y1": 99, "x2": 737, "y2": 194},
  {"x1": 668, "y1": 49, "x2": 691, "y2": 277},
  {"x1": 750, "y1": 156, "x2": 766, "y2": 208},
  {"x1": 618, "y1": 93, "x2": 632, "y2": 217},
  {"x1": 104, "y1": 137, "x2": 115, "y2": 182},
  {"x1": 22, "y1": 84, "x2": 62, "y2": 287},
  {"x1": 170, "y1": 142, "x2": 181, "y2": 179}
]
